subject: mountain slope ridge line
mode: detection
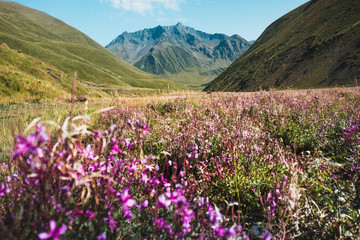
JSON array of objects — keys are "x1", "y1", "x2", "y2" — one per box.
[
  {"x1": 205, "y1": 0, "x2": 360, "y2": 92},
  {"x1": 106, "y1": 23, "x2": 252, "y2": 88}
]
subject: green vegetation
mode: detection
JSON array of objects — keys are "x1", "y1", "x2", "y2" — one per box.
[
  {"x1": 0, "y1": 1, "x2": 184, "y2": 91},
  {"x1": 134, "y1": 43, "x2": 201, "y2": 75},
  {"x1": 206, "y1": 0, "x2": 360, "y2": 92},
  {"x1": 0, "y1": 44, "x2": 105, "y2": 103}
]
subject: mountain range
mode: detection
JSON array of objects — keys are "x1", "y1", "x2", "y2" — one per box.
[
  {"x1": 1, "y1": 0, "x2": 359, "y2": 98},
  {"x1": 0, "y1": 0, "x2": 183, "y2": 101},
  {"x1": 106, "y1": 23, "x2": 252, "y2": 88},
  {"x1": 205, "y1": 0, "x2": 360, "y2": 92}
]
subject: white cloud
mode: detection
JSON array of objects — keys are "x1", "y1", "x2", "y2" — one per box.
[{"x1": 102, "y1": 0, "x2": 184, "y2": 15}]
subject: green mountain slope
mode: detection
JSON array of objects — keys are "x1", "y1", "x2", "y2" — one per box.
[
  {"x1": 134, "y1": 43, "x2": 201, "y2": 75},
  {"x1": 133, "y1": 43, "x2": 209, "y2": 86},
  {"x1": 0, "y1": 44, "x2": 102, "y2": 103},
  {"x1": 205, "y1": 0, "x2": 360, "y2": 91},
  {"x1": 0, "y1": 1, "x2": 182, "y2": 91}
]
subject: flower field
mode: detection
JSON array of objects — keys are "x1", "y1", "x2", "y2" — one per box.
[{"x1": 0, "y1": 89, "x2": 359, "y2": 239}]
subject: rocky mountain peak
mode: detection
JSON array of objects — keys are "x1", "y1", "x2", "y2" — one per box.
[
  {"x1": 152, "y1": 25, "x2": 166, "y2": 39},
  {"x1": 106, "y1": 24, "x2": 252, "y2": 88},
  {"x1": 175, "y1": 22, "x2": 185, "y2": 30}
]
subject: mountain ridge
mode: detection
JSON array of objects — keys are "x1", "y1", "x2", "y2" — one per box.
[
  {"x1": 205, "y1": 0, "x2": 360, "y2": 92},
  {"x1": 106, "y1": 23, "x2": 252, "y2": 88}
]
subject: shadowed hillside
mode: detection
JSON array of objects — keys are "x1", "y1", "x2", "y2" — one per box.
[{"x1": 205, "y1": 0, "x2": 360, "y2": 91}]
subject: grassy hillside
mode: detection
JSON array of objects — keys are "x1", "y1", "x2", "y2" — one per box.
[
  {"x1": 134, "y1": 43, "x2": 201, "y2": 75},
  {"x1": 133, "y1": 43, "x2": 211, "y2": 87},
  {"x1": 0, "y1": 1, "x2": 183, "y2": 91},
  {"x1": 0, "y1": 44, "x2": 105, "y2": 103},
  {"x1": 205, "y1": 0, "x2": 360, "y2": 91}
]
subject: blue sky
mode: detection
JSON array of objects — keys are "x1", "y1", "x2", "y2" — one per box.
[{"x1": 10, "y1": 0, "x2": 308, "y2": 46}]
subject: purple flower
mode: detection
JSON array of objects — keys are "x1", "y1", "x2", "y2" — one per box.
[
  {"x1": 14, "y1": 135, "x2": 42, "y2": 158},
  {"x1": 13, "y1": 124, "x2": 49, "y2": 159},
  {"x1": 97, "y1": 232, "x2": 106, "y2": 240},
  {"x1": 53, "y1": 204, "x2": 62, "y2": 213},
  {"x1": 134, "y1": 120, "x2": 150, "y2": 134},
  {"x1": 142, "y1": 123, "x2": 150, "y2": 135},
  {"x1": 197, "y1": 197, "x2": 205, "y2": 207},
  {"x1": 141, "y1": 174, "x2": 149, "y2": 184},
  {"x1": 38, "y1": 220, "x2": 67, "y2": 240},
  {"x1": 141, "y1": 200, "x2": 149, "y2": 209},
  {"x1": 108, "y1": 216, "x2": 116, "y2": 230},
  {"x1": 216, "y1": 227, "x2": 226, "y2": 237},
  {"x1": 123, "y1": 206, "x2": 133, "y2": 220},
  {"x1": 82, "y1": 145, "x2": 96, "y2": 160},
  {"x1": 208, "y1": 205, "x2": 222, "y2": 222},
  {"x1": 262, "y1": 230, "x2": 272, "y2": 240},
  {"x1": 181, "y1": 208, "x2": 194, "y2": 233},
  {"x1": 121, "y1": 189, "x2": 136, "y2": 208},
  {"x1": 0, "y1": 182, "x2": 11, "y2": 196},
  {"x1": 104, "y1": 212, "x2": 118, "y2": 231},
  {"x1": 120, "y1": 189, "x2": 136, "y2": 220},
  {"x1": 36, "y1": 123, "x2": 49, "y2": 143},
  {"x1": 157, "y1": 194, "x2": 171, "y2": 209},
  {"x1": 111, "y1": 140, "x2": 120, "y2": 154},
  {"x1": 85, "y1": 210, "x2": 95, "y2": 219},
  {"x1": 124, "y1": 138, "x2": 132, "y2": 148},
  {"x1": 155, "y1": 218, "x2": 165, "y2": 228},
  {"x1": 1, "y1": 163, "x2": 8, "y2": 169},
  {"x1": 227, "y1": 226, "x2": 237, "y2": 237}
]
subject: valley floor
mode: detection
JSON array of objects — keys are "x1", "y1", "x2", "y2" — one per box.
[{"x1": 0, "y1": 87, "x2": 359, "y2": 239}]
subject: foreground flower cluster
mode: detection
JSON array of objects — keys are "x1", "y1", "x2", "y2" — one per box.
[{"x1": 1, "y1": 89, "x2": 359, "y2": 239}]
